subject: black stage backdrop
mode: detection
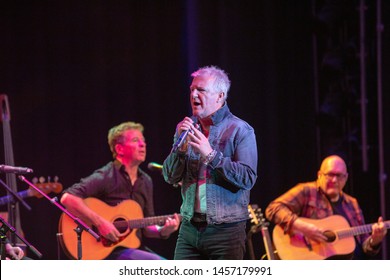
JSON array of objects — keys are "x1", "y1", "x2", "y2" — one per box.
[{"x1": 0, "y1": 1, "x2": 389, "y2": 260}]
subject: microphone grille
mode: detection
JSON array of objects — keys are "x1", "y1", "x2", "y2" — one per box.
[{"x1": 147, "y1": 162, "x2": 163, "y2": 171}]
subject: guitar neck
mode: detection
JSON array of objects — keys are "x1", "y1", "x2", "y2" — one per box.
[
  {"x1": 127, "y1": 214, "x2": 179, "y2": 229},
  {"x1": 0, "y1": 189, "x2": 30, "y2": 206},
  {"x1": 337, "y1": 221, "x2": 390, "y2": 239}
]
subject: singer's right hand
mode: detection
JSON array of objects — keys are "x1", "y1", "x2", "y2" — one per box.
[
  {"x1": 177, "y1": 117, "x2": 194, "y2": 135},
  {"x1": 176, "y1": 117, "x2": 195, "y2": 152}
]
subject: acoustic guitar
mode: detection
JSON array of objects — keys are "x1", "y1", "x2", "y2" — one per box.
[
  {"x1": 273, "y1": 215, "x2": 390, "y2": 260},
  {"x1": 58, "y1": 197, "x2": 180, "y2": 260}
]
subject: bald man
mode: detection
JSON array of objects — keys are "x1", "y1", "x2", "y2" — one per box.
[{"x1": 266, "y1": 155, "x2": 387, "y2": 259}]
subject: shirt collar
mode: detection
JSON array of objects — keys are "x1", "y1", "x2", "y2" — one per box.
[
  {"x1": 114, "y1": 159, "x2": 145, "y2": 180},
  {"x1": 195, "y1": 102, "x2": 230, "y2": 126}
]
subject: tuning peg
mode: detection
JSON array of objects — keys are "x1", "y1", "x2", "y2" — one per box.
[
  {"x1": 32, "y1": 177, "x2": 38, "y2": 184},
  {"x1": 39, "y1": 176, "x2": 45, "y2": 183},
  {"x1": 54, "y1": 176, "x2": 59, "y2": 182}
]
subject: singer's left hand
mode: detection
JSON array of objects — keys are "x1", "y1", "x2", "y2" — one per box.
[{"x1": 187, "y1": 126, "x2": 213, "y2": 157}]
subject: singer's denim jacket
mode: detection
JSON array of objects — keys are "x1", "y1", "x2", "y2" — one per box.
[{"x1": 163, "y1": 104, "x2": 258, "y2": 224}]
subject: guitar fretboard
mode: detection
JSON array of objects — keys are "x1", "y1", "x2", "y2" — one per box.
[
  {"x1": 337, "y1": 221, "x2": 390, "y2": 239},
  {"x1": 114, "y1": 214, "x2": 181, "y2": 231}
]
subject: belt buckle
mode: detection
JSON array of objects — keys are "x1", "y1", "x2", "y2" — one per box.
[{"x1": 192, "y1": 212, "x2": 207, "y2": 223}]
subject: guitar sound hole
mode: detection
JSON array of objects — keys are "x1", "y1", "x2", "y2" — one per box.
[
  {"x1": 323, "y1": 231, "x2": 336, "y2": 242},
  {"x1": 114, "y1": 218, "x2": 129, "y2": 234}
]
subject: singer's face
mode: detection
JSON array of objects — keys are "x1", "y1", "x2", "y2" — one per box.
[
  {"x1": 190, "y1": 75, "x2": 222, "y2": 119},
  {"x1": 117, "y1": 129, "x2": 146, "y2": 163}
]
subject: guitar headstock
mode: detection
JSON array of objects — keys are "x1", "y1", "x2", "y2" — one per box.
[
  {"x1": 248, "y1": 204, "x2": 268, "y2": 228},
  {"x1": 30, "y1": 176, "x2": 63, "y2": 198}
]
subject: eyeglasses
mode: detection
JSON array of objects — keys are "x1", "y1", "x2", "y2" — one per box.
[{"x1": 322, "y1": 172, "x2": 347, "y2": 180}]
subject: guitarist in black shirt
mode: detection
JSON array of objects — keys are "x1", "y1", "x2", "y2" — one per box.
[{"x1": 60, "y1": 121, "x2": 180, "y2": 260}]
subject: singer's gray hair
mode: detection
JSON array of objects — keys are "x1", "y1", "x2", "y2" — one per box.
[
  {"x1": 108, "y1": 121, "x2": 144, "y2": 158},
  {"x1": 191, "y1": 65, "x2": 231, "y2": 100}
]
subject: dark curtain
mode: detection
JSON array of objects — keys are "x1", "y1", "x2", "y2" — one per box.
[{"x1": 0, "y1": 1, "x2": 388, "y2": 259}]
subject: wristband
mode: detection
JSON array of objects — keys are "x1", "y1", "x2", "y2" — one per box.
[
  {"x1": 369, "y1": 237, "x2": 381, "y2": 250},
  {"x1": 157, "y1": 225, "x2": 169, "y2": 239},
  {"x1": 203, "y1": 149, "x2": 217, "y2": 165},
  {"x1": 159, "y1": 230, "x2": 169, "y2": 239}
]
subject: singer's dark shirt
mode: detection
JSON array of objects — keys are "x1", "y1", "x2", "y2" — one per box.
[{"x1": 64, "y1": 160, "x2": 155, "y2": 218}]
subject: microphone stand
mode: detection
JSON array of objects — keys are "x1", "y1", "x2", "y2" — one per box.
[
  {"x1": 0, "y1": 177, "x2": 32, "y2": 253},
  {"x1": 18, "y1": 175, "x2": 100, "y2": 260},
  {"x1": 0, "y1": 215, "x2": 42, "y2": 259},
  {"x1": 0, "y1": 177, "x2": 31, "y2": 211}
]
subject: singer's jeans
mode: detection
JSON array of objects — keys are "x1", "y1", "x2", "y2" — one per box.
[{"x1": 174, "y1": 219, "x2": 246, "y2": 260}]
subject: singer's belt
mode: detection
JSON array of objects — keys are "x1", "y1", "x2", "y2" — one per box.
[{"x1": 191, "y1": 212, "x2": 207, "y2": 224}]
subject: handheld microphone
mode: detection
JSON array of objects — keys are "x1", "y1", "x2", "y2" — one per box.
[
  {"x1": 171, "y1": 117, "x2": 198, "y2": 153},
  {"x1": 171, "y1": 129, "x2": 191, "y2": 153},
  {"x1": 147, "y1": 162, "x2": 163, "y2": 172},
  {"x1": 0, "y1": 164, "x2": 34, "y2": 174}
]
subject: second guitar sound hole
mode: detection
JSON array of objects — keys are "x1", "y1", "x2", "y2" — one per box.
[{"x1": 323, "y1": 231, "x2": 336, "y2": 242}]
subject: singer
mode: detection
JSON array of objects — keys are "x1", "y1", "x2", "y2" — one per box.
[{"x1": 162, "y1": 66, "x2": 258, "y2": 260}]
